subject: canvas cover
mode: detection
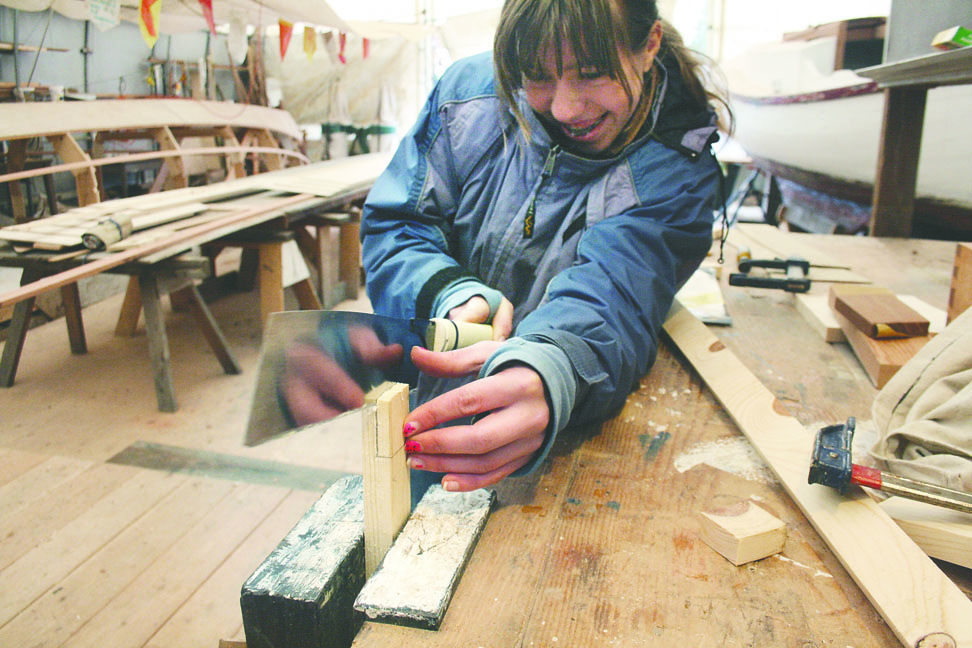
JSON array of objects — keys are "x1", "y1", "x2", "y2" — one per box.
[{"x1": 870, "y1": 306, "x2": 972, "y2": 491}]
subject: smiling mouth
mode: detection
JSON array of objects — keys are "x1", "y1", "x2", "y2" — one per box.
[{"x1": 562, "y1": 114, "x2": 606, "y2": 139}]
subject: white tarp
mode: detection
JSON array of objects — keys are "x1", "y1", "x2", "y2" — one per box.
[{"x1": 2, "y1": 0, "x2": 351, "y2": 34}]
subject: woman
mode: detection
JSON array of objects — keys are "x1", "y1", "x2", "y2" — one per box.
[{"x1": 297, "y1": 0, "x2": 727, "y2": 493}]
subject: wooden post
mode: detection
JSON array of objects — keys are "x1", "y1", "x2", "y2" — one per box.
[
  {"x1": 7, "y1": 139, "x2": 28, "y2": 223},
  {"x1": 362, "y1": 382, "x2": 411, "y2": 577},
  {"x1": 869, "y1": 86, "x2": 927, "y2": 238}
]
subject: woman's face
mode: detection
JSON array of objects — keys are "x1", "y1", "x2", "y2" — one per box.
[{"x1": 522, "y1": 25, "x2": 661, "y2": 155}]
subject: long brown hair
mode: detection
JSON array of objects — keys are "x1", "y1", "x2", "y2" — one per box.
[{"x1": 493, "y1": 0, "x2": 731, "y2": 140}]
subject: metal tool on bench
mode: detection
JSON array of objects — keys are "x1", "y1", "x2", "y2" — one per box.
[
  {"x1": 729, "y1": 256, "x2": 812, "y2": 293},
  {"x1": 244, "y1": 310, "x2": 493, "y2": 446},
  {"x1": 808, "y1": 417, "x2": 972, "y2": 515}
]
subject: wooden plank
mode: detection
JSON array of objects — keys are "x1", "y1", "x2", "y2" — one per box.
[
  {"x1": 362, "y1": 382, "x2": 411, "y2": 577},
  {"x1": 0, "y1": 462, "x2": 141, "y2": 572},
  {"x1": 879, "y1": 497, "x2": 972, "y2": 570},
  {"x1": 64, "y1": 482, "x2": 290, "y2": 648},
  {"x1": 0, "y1": 145, "x2": 308, "y2": 186},
  {"x1": 0, "y1": 448, "x2": 48, "y2": 488},
  {"x1": 0, "y1": 469, "x2": 185, "y2": 628},
  {"x1": 0, "y1": 455, "x2": 91, "y2": 519},
  {"x1": 661, "y1": 302, "x2": 972, "y2": 647},
  {"x1": 948, "y1": 243, "x2": 972, "y2": 324},
  {"x1": 146, "y1": 488, "x2": 320, "y2": 647},
  {"x1": 241, "y1": 475, "x2": 367, "y2": 648},
  {"x1": 834, "y1": 310, "x2": 929, "y2": 388},
  {"x1": 0, "y1": 99, "x2": 301, "y2": 140},
  {"x1": 354, "y1": 486, "x2": 495, "y2": 630},
  {"x1": 0, "y1": 193, "x2": 313, "y2": 310},
  {"x1": 833, "y1": 292, "x2": 929, "y2": 338}
]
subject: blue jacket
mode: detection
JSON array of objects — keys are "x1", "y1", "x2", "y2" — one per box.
[{"x1": 362, "y1": 51, "x2": 719, "y2": 472}]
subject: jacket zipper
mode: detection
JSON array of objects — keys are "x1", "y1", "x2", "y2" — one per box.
[{"x1": 523, "y1": 145, "x2": 560, "y2": 238}]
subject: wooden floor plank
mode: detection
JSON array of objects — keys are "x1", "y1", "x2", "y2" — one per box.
[
  {"x1": 0, "y1": 448, "x2": 49, "y2": 488},
  {"x1": 0, "y1": 469, "x2": 183, "y2": 627},
  {"x1": 146, "y1": 489, "x2": 321, "y2": 647},
  {"x1": 0, "y1": 461, "x2": 142, "y2": 571},
  {"x1": 0, "y1": 455, "x2": 93, "y2": 518},
  {"x1": 0, "y1": 475, "x2": 233, "y2": 646},
  {"x1": 64, "y1": 482, "x2": 292, "y2": 648}
]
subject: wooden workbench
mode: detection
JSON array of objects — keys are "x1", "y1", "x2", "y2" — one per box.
[
  {"x1": 0, "y1": 155, "x2": 391, "y2": 411},
  {"x1": 351, "y1": 230, "x2": 969, "y2": 646}
]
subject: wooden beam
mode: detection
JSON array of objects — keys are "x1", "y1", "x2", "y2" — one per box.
[
  {"x1": 362, "y1": 382, "x2": 411, "y2": 578},
  {"x1": 662, "y1": 302, "x2": 972, "y2": 647},
  {"x1": 241, "y1": 475, "x2": 367, "y2": 648},
  {"x1": 46, "y1": 133, "x2": 100, "y2": 206},
  {"x1": 0, "y1": 145, "x2": 308, "y2": 186},
  {"x1": 869, "y1": 86, "x2": 927, "y2": 238},
  {"x1": 833, "y1": 310, "x2": 928, "y2": 388},
  {"x1": 152, "y1": 127, "x2": 188, "y2": 190},
  {"x1": 948, "y1": 243, "x2": 972, "y2": 324}
]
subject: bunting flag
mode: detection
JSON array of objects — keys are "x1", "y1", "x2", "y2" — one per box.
[
  {"x1": 198, "y1": 0, "x2": 216, "y2": 36},
  {"x1": 338, "y1": 32, "x2": 347, "y2": 64},
  {"x1": 362, "y1": 37, "x2": 369, "y2": 59},
  {"x1": 278, "y1": 19, "x2": 294, "y2": 59},
  {"x1": 138, "y1": 0, "x2": 161, "y2": 48},
  {"x1": 303, "y1": 25, "x2": 317, "y2": 61}
]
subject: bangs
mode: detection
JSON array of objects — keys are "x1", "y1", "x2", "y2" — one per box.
[{"x1": 496, "y1": 0, "x2": 629, "y2": 100}]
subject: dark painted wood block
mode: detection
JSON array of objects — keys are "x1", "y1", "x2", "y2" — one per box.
[{"x1": 241, "y1": 475, "x2": 365, "y2": 648}]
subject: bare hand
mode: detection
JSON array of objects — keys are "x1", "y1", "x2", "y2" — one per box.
[
  {"x1": 280, "y1": 327, "x2": 403, "y2": 427},
  {"x1": 403, "y1": 343, "x2": 550, "y2": 491},
  {"x1": 448, "y1": 295, "x2": 514, "y2": 341}
]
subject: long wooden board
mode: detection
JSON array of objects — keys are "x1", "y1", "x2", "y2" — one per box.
[
  {"x1": 662, "y1": 302, "x2": 972, "y2": 647},
  {"x1": 0, "y1": 100, "x2": 301, "y2": 140},
  {"x1": 0, "y1": 193, "x2": 313, "y2": 310}
]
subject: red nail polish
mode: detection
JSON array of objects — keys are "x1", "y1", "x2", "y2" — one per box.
[
  {"x1": 403, "y1": 423, "x2": 418, "y2": 437},
  {"x1": 405, "y1": 440, "x2": 421, "y2": 454}
]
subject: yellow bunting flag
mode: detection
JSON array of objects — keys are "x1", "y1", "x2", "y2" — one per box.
[
  {"x1": 303, "y1": 25, "x2": 317, "y2": 60},
  {"x1": 279, "y1": 19, "x2": 294, "y2": 59},
  {"x1": 139, "y1": 0, "x2": 162, "y2": 48}
]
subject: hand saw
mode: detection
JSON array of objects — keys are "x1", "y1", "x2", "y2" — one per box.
[{"x1": 244, "y1": 310, "x2": 493, "y2": 446}]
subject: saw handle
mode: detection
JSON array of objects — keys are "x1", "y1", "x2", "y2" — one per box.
[{"x1": 426, "y1": 318, "x2": 494, "y2": 352}]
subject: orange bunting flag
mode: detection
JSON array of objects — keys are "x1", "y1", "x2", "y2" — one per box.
[
  {"x1": 362, "y1": 37, "x2": 369, "y2": 59},
  {"x1": 139, "y1": 0, "x2": 162, "y2": 48},
  {"x1": 279, "y1": 19, "x2": 293, "y2": 59},
  {"x1": 303, "y1": 26, "x2": 317, "y2": 60},
  {"x1": 198, "y1": 0, "x2": 215, "y2": 36},
  {"x1": 338, "y1": 32, "x2": 347, "y2": 64}
]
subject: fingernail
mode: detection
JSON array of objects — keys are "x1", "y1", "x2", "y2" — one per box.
[
  {"x1": 442, "y1": 479, "x2": 459, "y2": 492},
  {"x1": 407, "y1": 457, "x2": 424, "y2": 470},
  {"x1": 403, "y1": 422, "x2": 418, "y2": 437},
  {"x1": 405, "y1": 440, "x2": 421, "y2": 454}
]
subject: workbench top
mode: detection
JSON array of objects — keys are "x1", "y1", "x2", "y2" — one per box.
[{"x1": 352, "y1": 229, "x2": 969, "y2": 646}]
